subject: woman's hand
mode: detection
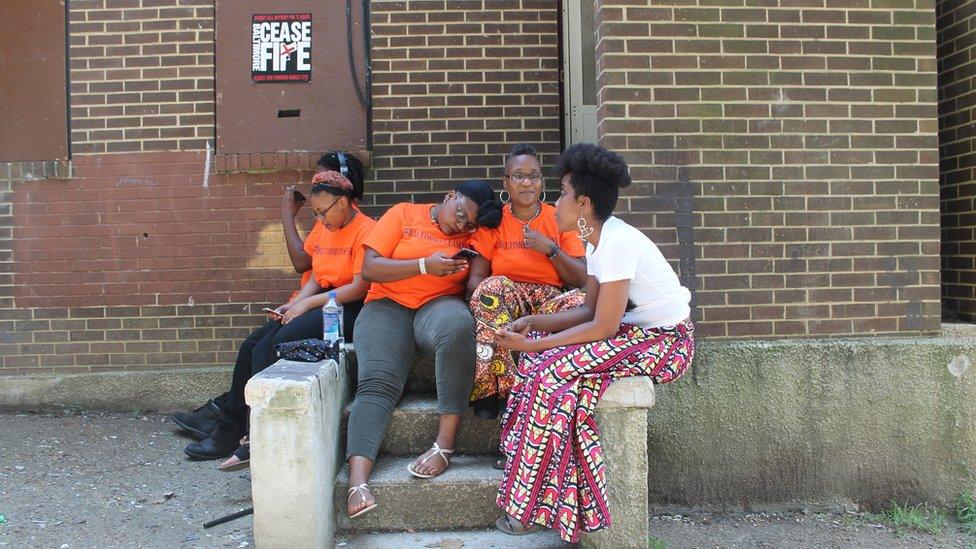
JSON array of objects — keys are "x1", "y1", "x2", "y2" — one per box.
[
  {"x1": 424, "y1": 252, "x2": 468, "y2": 277},
  {"x1": 281, "y1": 185, "x2": 302, "y2": 217},
  {"x1": 281, "y1": 298, "x2": 312, "y2": 324},
  {"x1": 523, "y1": 228, "x2": 556, "y2": 255},
  {"x1": 507, "y1": 315, "x2": 538, "y2": 335},
  {"x1": 494, "y1": 329, "x2": 541, "y2": 353}
]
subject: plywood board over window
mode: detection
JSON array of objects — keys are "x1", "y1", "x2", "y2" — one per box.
[
  {"x1": 0, "y1": 2, "x2": 69, "y2": 162},
  {"x1": 215, "y1": 0, "x2": 368, "y2": 154}
]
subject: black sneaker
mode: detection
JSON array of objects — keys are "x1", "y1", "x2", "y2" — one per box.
[
  {"x1": 184, "y1": 412, "x2": 245, "y2": 461},
  {"x1": 172, "y1": 397, "x2": 224, "y2": 440}
]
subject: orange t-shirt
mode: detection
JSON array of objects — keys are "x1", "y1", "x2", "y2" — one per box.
[
  {"x1": 364, "y1": 203, "x2": 472, "y2": 308},
  {"x1": 468, "y1": 203, "x2": 585, "y2": 287},
  {"x1": 309, "y1": 212, "x2": 376, "y2": 290}
]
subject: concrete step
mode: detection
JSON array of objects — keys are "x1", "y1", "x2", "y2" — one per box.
[
  {"x1": 335, "y1": 455, "x2": 503, "y2": 532},
  {"x1": 346, "y1": 349, "x2": 438, "y2": 395},
  {"x1": 336, "y1": 528, "x2": 569, "y2": 548},
  {"x1": 344, "y1": 395, "x2": 501, "y2": 456}
]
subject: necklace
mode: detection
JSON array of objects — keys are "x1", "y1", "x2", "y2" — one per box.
[{"x1": 511, "y1": 203, "x2": 542, "y2": 232}]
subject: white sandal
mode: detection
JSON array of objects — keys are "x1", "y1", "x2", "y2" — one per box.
[
  {"x1": 406, "y1": 442, "x2": 454, "y2": 479},
  {"x1": 347, "y1": 483, "x2": 377, "y2": 518}
]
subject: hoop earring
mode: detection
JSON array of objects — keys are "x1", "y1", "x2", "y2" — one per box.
[
  {"x1": 540, "y1": 189, "x2": 547, "y2": 204},
  {"x1": 577, "y1": 216, "x2": 594, "y2": 240},
  {"x1": 499, "y1": 190, "x2": 510, "y2": 204}
]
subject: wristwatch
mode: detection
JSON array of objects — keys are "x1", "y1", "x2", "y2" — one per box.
[{"x1": 546, "y1": 243, "x2": 560, "y2": 260}]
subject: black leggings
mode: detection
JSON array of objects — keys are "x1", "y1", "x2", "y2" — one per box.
[{"x1": 223, "y1": 301, "x2": 364, "y2": 421}]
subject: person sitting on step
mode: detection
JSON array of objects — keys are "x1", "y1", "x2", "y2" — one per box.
[
  {"x1": 491, "y1": 143, "x2": 695, "y2": 542},
  {"x1": 465, "y1": 143, "x2": 587, "y2": 423},
  {"x1": 172, "y1": 151, "x2": 371, "y2": 469},
  {"x1": 344, "y1": 179, "x2": 502, "y2": 519}
]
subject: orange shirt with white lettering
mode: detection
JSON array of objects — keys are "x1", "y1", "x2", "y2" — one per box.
[
  {"x1": 364, "y1": 203, "x2": 471, "y2": 309},
  {"x1": 468, "y1": 203, "x2": 585, "y2": 287},
  {"x1": 309, "y1": 212, "x2": 376, "y2": 289}
]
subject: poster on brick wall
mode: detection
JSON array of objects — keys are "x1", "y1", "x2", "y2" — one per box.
[{"x1": 251, "y1": 13, "x2": 311, "y2": 83}]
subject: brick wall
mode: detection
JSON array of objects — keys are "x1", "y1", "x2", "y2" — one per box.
[
  {"x1": 938, "y1": 0, "x2": 976, "y2": 321},
  {"x1": 596, "y1": 0, "x2": 942, "y2": 338},
  {"x1": 362, "y1": 0, "x2": 563, "y2": 217},
  {"x1": 69, "y1": 0, "x2": 215, "y2": 154}
]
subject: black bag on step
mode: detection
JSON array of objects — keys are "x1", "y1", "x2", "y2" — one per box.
[{"x1": 273, "y1": 338, "x2": 339, "y2": 363}]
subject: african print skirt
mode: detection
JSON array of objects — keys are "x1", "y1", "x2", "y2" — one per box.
[
  {"x1": 496, "y1": 320, "x2": 694, "y2": 542},
  {"x1": 468, "y1": 275, "x2": 585, "y2": 402}
]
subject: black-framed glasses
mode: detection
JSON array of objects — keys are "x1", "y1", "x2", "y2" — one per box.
[
  {"x1": 313, "y1": 196, "x2": 343, "y2": 220},
  {"x1": 505, "y1": 172, "x2": 543, "y2": 183},
  {"x1": 454, "y1": 197, "x2": 478, "y2": 232}
]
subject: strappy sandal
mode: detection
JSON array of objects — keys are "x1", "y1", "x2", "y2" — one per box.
[
  {"x1": 347, "y1": 483, "x2": 378, "y2": 518},
  {"x1": 406, "y1": 442, "x2": 454, "y2": 479},
  {"x1": 495, "y1": 515, "x2": 538, "y2": 536},
  {"x1": 217, "y1": 437, "x2": 250, "y2": 472}
]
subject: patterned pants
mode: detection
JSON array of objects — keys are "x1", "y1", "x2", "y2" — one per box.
[
  {"x1": 468, "y1": 276, "x2": 585, "y2": 402},
  {"x1": 496, "y1": 320, "x2": 695, "y2": 543}
]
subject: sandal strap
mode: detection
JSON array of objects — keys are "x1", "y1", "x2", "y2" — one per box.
[
  {"x1": 419, "y1": 442, "x2": 454, "y2": 467},
  {"x1": 347, "y1": 483, "x2": 370, "y2": 501}
]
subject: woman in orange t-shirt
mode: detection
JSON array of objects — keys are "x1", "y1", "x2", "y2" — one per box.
[
  {"x1": 344, "y1": 179, "x2": 502, "y2": 519},
  {"x1": 465, "y1": 144, "x2": 588, "y2": 420}
]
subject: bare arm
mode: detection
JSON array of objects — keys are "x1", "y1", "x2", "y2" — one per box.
[
  {"x1": 361, "y1": 247, "x2": 467, "y2": 283},
  {"x1": 281, "y1": 185, "x2": 312, "y2": 274},
  {"x1": 465, "y1": 255, "x2": 491, "y2": 300},
  {"x1": 281, "y1": 275, "x2": 371, "y2": 324},
  {"x1": 550, "y1": 251, "x2": 588, "y2": 288},
  {"x1": 496, "y1": 276, "x2": 630, "y2": 352}
]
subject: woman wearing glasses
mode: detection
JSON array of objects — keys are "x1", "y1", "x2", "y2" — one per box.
[
  {"x1": 175, "y1": 152, "x2": 373, "y2": 471},
  {"x1": 465, "y1": 144, "x2": 588, "y2": 421},
  {"x1": 344, "y1": 180, "x2": 502, "y2": 519}
]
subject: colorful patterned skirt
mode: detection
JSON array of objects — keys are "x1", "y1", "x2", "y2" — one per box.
[
  {"x1": 496, "y1": 320, "x2": 695, "y2": 543},
  {"x1": 468, "y1": 275, "x2": 585, "y2": 402}
]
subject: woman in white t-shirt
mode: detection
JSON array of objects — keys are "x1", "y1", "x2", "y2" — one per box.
[{"x1": 491, "y1": 143, "x2": 695, "y2": 542}]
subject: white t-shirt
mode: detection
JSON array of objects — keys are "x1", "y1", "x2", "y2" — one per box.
[{"x1": 585, "y1": 216, "x2": 691, "y2": 328}]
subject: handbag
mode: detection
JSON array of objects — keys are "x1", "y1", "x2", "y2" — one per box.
[{"x1": 274, "y1": 338, "x2": 339, "y2": 363}]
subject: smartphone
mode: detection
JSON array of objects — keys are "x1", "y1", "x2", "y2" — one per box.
[
  {"x1": 293, "y1": 190, "x2": 306, "y2": 206},
  {"x1": 262, "y1": 307, "x2": 284, "y2": 318},
  {"x1": 452, "y1": 248, "x2": 478, "y2": 261}
]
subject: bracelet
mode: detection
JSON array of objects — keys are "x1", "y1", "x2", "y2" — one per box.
[
  {"x1": 546, "y1": 244, "x2": 560, "y2": 260},
  {"x1": 419, "y1": 257, "x2": 427, "y2": 275}
]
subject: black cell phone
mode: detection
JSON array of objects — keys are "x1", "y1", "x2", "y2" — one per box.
[
  {"x1": 452, "y1": 248, "x2": 478, "y2": 261},
  {"x1": 293, "y1": 190, "x2": 306, "y2": 205}
]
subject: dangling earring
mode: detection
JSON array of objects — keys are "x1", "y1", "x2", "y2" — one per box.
[
  {"x1": 539, "y1": 189, "x2": 547, "y2": 204},
  {"x1": 499, "y1": 190, "x2": 510, "y2": 204},
  {"x1": 577, "y1": 216, "x2": 594, "y2": 240}
]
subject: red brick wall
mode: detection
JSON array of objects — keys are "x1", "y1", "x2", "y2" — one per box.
[
  {"x1": 595, "y1": 0, "x2": 942, "y2": 338},
  {"x1": 69, "y1": 0, "x2": 215, "y2": 154},
  {"x1": 938, "y1": 0, "x2": 976, "y2": 321},
  {"x1": 362, "y1": 0, "x2": 563, "y2": 217}
]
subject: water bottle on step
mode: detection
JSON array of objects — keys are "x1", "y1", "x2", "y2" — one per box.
[{"x1": 322, "y1": 290, "x2": 343, "y2": 349}]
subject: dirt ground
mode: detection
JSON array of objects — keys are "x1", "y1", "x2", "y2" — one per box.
[{"x1": 2, "y1": 411, "x2": 976, "y2": 548}]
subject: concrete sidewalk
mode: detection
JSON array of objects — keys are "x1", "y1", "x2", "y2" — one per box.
[{"x1": 2, "y1": 411, "x2": 975, "y2": 549}]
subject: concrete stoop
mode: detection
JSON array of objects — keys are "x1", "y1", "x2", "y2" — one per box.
[
  {"x1": 359, "y1": 395, "x2": 501, "y2": 456},
  {"x1": 338, "y1": 528, "x2": 569, "y2": 548},
  {"x1": 335, "y1": 456, "x2": 501, "y2": 531}
]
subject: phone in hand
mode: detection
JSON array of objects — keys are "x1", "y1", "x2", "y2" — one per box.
[
  {"x1": 293, "y1": 190, "x2": 306, "y2": 206},
  {"x1": 452, "y1": 248, "x2": 478, "y2": 261},
  {"x1": 262, "y1": 307, "x2": 284, "y2": 318}
]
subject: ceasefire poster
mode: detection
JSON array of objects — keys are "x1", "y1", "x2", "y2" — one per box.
[{"x1": 251, "y1": 13, "x2": 312, "y2": 83}]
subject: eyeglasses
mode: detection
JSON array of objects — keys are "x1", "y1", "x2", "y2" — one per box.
[
  {"x1": 313, "y1": 197, "x2": 343, "y2": 220},
  {"x1": 454, "y1": 197, "x2": 478, "y2": 232},
  {"x1": 505, "y1": 172, "x2": 543, "y2": 183}
]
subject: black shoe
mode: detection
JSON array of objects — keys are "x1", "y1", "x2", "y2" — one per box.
[
  {"x1": 172, "y1": 398, "x2": 224, "y2": 440},
  {"x1": 184, "y1": 413, "x2": 245, "y2": 460},
  {"x1": 472, "y1": 396, "x2": 500, "y2": 420}
]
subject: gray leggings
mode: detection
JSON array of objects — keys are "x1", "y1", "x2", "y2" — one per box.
[{"x1": 346, "y1": 296, "x2": 476, "y2": 461}]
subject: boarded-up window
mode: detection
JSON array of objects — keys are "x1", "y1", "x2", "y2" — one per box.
[
  {"x1": 215, "y1": 0, "x2": 368, "y2": 154},
  {"x1": 0, "y1": 2, "x2": 68, "y2": 161}
]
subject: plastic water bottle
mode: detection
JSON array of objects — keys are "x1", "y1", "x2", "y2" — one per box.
[{"x1": 322, "y1": 290, "x2": 343, "y2": 348}]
